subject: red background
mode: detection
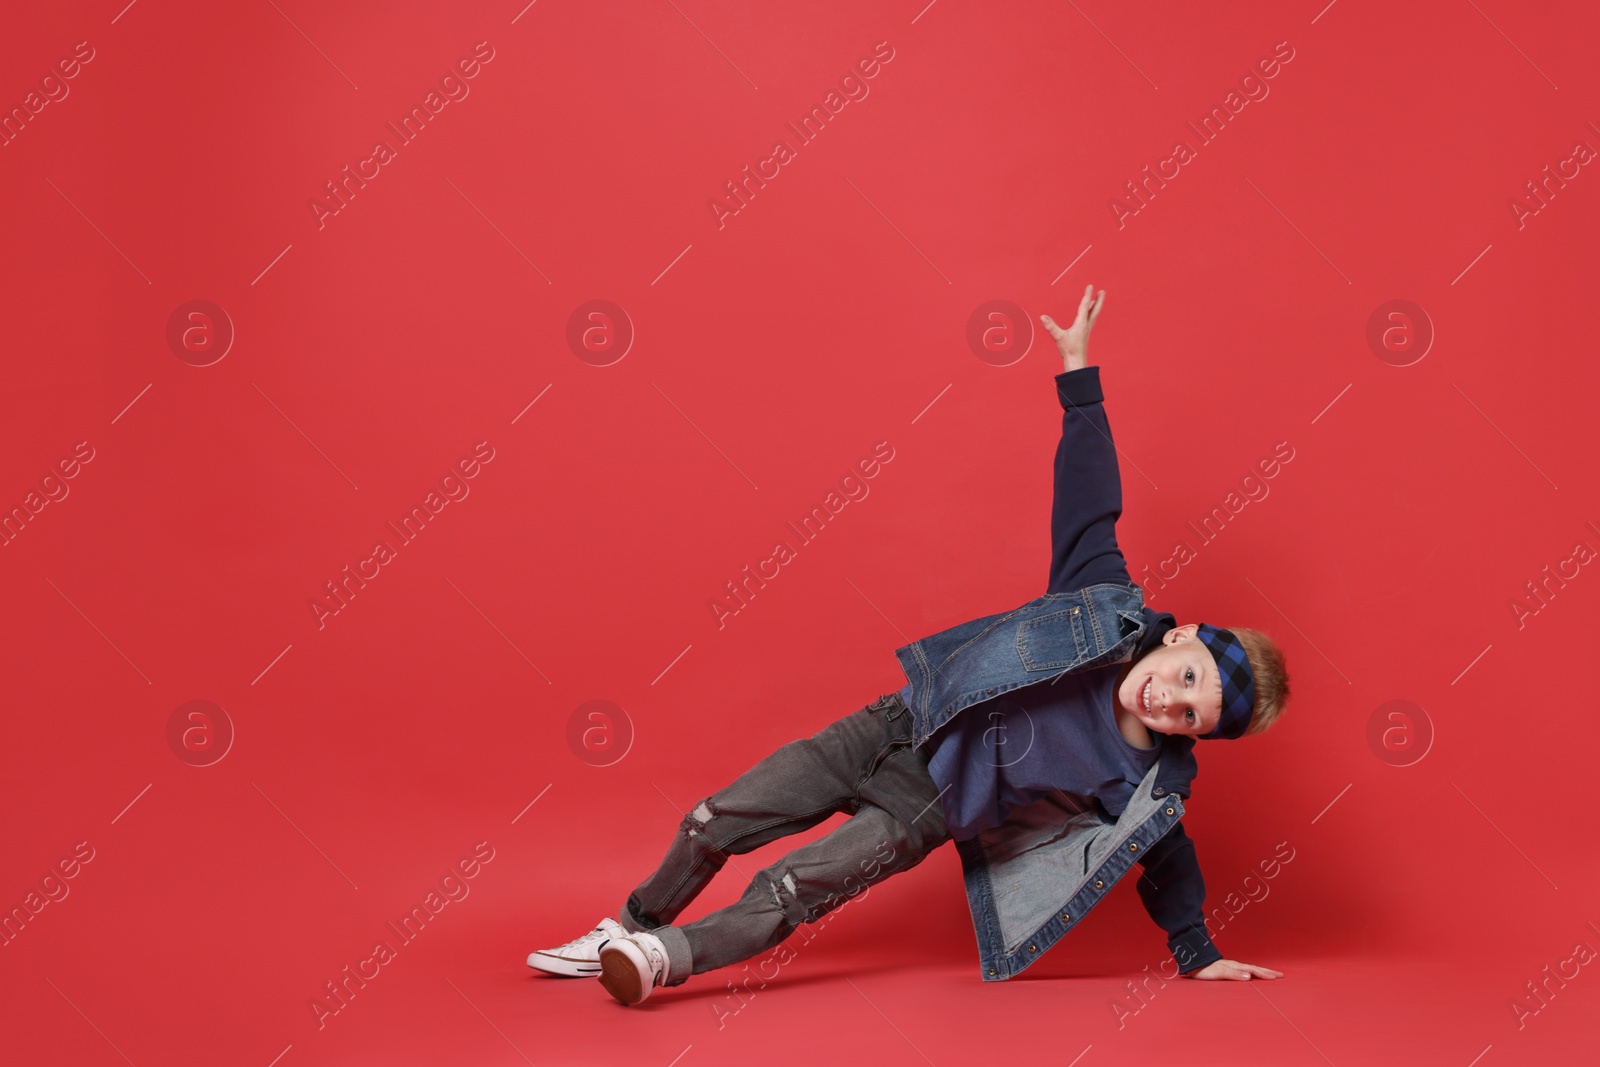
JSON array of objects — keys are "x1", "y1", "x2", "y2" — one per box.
[{"x1": 4, "y1": 1, "x2": 1598, "y2": 1064}]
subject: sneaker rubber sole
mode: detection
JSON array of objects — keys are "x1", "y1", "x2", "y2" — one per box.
[
  {"x1": 526, "y1": 952, "x2": 601, "y2": 977},
  {"x1": 598, "y1": 940, "x2": 650, "y2": 1005}
]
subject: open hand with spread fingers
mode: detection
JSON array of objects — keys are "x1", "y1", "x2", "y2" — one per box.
[{"x1": 1040, "y1": 283, "x2": 1105, "y2": 373}]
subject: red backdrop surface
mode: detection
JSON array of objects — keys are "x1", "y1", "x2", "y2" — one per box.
[{"x1": 3, "y1": 1, "x2": 1598, "y2": 1064}]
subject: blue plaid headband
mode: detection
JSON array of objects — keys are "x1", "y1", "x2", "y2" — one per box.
[{"x1": 1195, "y1": 624, "x2": 1255, "y2": 740}]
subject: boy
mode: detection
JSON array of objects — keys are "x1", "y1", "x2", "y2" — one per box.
[{"x1": 528, "y1": 284, "x2": 1290, "y2": 1005}]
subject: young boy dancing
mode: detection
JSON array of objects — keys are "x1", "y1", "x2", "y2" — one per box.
[{"x1": 528, "y1": 285, "x2": 1290, "y2": 1005}]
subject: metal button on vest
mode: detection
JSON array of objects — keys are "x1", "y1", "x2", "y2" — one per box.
[
  {"x1": 1028, "y1": 944, "x2": 1037, "y2": 953},
  {"x1": 1128, "y1": 842, "x2": 1139, "y2": 852},
  {"x1": 1070, "y1": 607, "x2": 1080, "y2": 614},
  {"x1": 1166, "y1": 807, "x2": 1175, "y2": 816},
  {"x1": 1061, "y1": 911, "x2": 1070, "y2": 921},
  {"x1": 988, "y1": 968, "x2": 996, "y2": 975},
  {"x1": 1094, "y1": 880, "x2": 1104, "y2": 890}
]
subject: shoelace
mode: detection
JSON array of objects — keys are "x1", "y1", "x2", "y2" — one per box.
[{"x1": 554, "y1": 925, "x2": 611, "y2": 953}]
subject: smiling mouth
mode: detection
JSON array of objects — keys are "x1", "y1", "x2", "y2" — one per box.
[{"x1": 1140, "y1": 676, "x2": 1153, "y2": 716}]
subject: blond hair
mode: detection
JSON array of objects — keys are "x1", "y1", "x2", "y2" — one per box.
[{"x1": 1230, "y1": 627, "x2": 1290, "y2": 735}]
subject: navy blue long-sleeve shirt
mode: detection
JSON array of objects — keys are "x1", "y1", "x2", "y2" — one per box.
[
  {"x1": 901, "y1": 364, "x2": 1223, "y2": 975},
  {"x1": 924, "y1": 661, "x2": 1161, "y2": 837}
]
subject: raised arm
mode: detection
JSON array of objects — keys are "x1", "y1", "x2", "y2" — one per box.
[{"x1": 1041, "y1": 286, "x2": 1133, "y2": 594}]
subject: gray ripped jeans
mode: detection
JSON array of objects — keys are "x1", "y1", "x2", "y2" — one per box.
[{"x1": 617, "y1": 691, "x2": 951, "y2": 985}]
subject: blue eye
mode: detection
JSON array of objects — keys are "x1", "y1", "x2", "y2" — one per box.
[{"x1": 1185, "y1": 667, "x2": 1194, "y2": 685}]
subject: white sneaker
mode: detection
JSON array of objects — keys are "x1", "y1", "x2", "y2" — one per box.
[
  {"x1": 526, "y1": 917, "x2": 628, "y2": 977},
  {"x1": 598, "y1": 930, "x2": 672, "y2": 1005}
]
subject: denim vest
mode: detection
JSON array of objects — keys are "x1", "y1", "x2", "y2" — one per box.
[
  {"x1": 893, "y1": 580, "x2": 1148, "y2": 749},
  {"x1": 953, "y1": 753, "x2": 1185, "y2": 980},
  {"x1": 893, "y1": 580, "x2": 1203, "y2": 980}
]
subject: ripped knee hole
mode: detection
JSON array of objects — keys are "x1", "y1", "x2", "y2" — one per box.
[
  {"x1": 685, "y1": 799, "x2": 715, "y2": 837},
  {"x1": 768, "y1": 869, "x2": 800, "y2": 904}
]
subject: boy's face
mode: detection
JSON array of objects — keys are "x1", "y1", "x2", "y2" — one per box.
[{"x1": 1115, "y1": 623, "x2": 1225, "y2": 737}]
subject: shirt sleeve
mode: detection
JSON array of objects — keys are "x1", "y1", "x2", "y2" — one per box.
[
  {"x1": 1134, "y1": 821, "x2": 1224, "y2": 975},
  {"x1": 1049, "y1": 366, "x2": 1134, "y2": 594}
]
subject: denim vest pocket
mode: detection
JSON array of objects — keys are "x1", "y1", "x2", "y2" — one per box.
[{"x1": 1014, "y1": 599, "x2": 1087, "y2": 671}]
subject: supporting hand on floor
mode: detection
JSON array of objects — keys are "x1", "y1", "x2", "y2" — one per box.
[{"x1": 1184, "y1": 958, "x2": 1285, "y2": 981}]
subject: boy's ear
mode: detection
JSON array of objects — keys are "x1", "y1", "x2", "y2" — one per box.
[{"x1": 1166, "y1": 623, "x2": 1201, "y2": 644}]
